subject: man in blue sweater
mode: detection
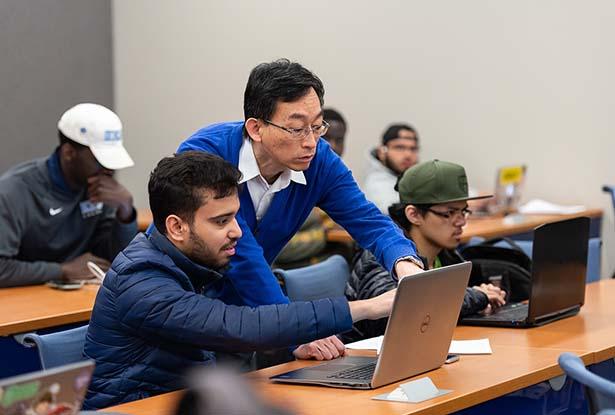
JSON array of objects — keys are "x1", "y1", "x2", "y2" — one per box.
[
  {"x1": 178, "y1": 59, "x2": 423, "y2": 313},
  {"x1": 84, "y1": 152, "x2": 396, "y2": 409}
]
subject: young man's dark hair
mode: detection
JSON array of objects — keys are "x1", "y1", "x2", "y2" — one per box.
[
  {"x1": 243, "y1": 59, "x2": 325, "y2": 122},
  {"x1": 323, "y1": 108, "x2": 346, "y2": 127},
  {"x1": 381, "y1": 123, "x2": 419, "y2": 146},
  {"x1": 149, "y1": 151, "x2": 242, "y2": 235},
  {"x1": 388, "y1": 203, "x2": 431, "y2": 231}
]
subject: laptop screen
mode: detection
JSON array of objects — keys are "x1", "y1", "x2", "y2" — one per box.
[
  {"x1": 0, "y1": 361, "x2": 94, "y2": 415},
  {"x1": 527, "y1": 217, "x2": 589, "y2": 322}
]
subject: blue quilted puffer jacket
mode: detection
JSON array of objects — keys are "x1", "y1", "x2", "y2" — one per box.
[{"x1": 83, "y1": 228, "x2": 352, "y2": 409}]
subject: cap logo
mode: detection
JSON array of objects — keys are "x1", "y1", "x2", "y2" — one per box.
[
  {"x1": 458, "y1": 175, "x2": 468, "y2": 193},
  {"x1": 104, "y1": 130, "x2": 121, "y2": 142},
  {"x1": 80, "y1": 127, "x2": 87, "y2": 134}
]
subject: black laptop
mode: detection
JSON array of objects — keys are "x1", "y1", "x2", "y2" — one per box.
[{"x1": 461, "y1": 216, "x2": 590, "y2": 328}]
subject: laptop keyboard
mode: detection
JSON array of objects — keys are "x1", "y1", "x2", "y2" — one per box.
[
  {"x1": 327, "y1": 362, "x2": 377, "y2": 380},
  {"x1": 487, "y1": 303, "x2": 529, "y2": 321}
]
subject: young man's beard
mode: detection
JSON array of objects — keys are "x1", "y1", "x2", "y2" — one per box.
[
  {"x1": 384, "y1": 155, "x2": 406, "y2": 176},
  {"x1": 186, "y1": 232, "x2": 228, "y2": 269}
]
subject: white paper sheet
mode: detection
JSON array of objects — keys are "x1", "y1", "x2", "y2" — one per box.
[
  {"x1": 448, "y1": 339, "x2": 492, "y2": 355},
  {"x1": 346, "y1": 337, "x2": 492, "y2": 355},
  {"x1": 345, "y1": 335, "x2": 384, "y2": 353},
  {"x1": 518, "y1": 199, "x2": 585, "y2": 215}
]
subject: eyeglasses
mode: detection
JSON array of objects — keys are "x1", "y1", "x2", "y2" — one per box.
[
  {"x1": 427, "y1": 207, "x2": 473, "y2": 220},
  {"x1": 387, "y1": 143, "x2": 419, "y2": 153},
  {"x1": 264, "y1": 119, "x2": 330, "y2": 140}
]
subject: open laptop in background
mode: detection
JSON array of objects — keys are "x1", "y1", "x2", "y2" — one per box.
[
  {"x1": 0, "y1": 361, "x2": 95, "y2": 415},
  {"x1": 474, "y1": 165, "x2": 527, "y2": 216},
  {"x1": 270, "y1": 262, "x2": 472, "y2": 389},
  {"x1": 461, "y1": 216, "x2": 590, "y2": 328},
  {"x1": 490, "y1": 165, "x2": 527, "y2": 215}
]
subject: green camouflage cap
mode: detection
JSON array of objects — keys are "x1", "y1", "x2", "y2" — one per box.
[{"x1": 396, "y1": 160, "x2": 492, "y2": 204}]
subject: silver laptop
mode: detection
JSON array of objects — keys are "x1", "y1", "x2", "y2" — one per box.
[
  {"x1": 489, "y1": 165, "x2": 527, "y2": 215},
  {"x1": 270, "y1": 262, "x2": 472, "y2": 389},
  {"x1": 0, "y1": 361, "x2": 95, "y2": 415}
]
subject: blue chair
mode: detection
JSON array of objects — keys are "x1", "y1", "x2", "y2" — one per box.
[
  {"x1": 21, "y1": 325, "x2": 88, "y2": 369},
  {"x1": 275, "y1": 255, "x2": 349, "y2": 301},
  {"x1": 494, "y1": 238, "x2": 602, "y2": 283},
  {"x1": 558, "y1": 352, "x2": 615, "y2": 414}
]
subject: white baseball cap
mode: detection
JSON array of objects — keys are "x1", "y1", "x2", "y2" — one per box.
[{"x1": 57, "y1": 103, "x2": 134, "y2": 170}]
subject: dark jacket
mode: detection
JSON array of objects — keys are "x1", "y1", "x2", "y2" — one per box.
[
  {"x1": 83, "y1": 228, "x2": 352, "y2": 409},
  {"x1": 345, "y1": 248, "x2": 488, "y2": 340},
  {"x1": 0, "y1": 153, "x2": 137, "y2": 287}
]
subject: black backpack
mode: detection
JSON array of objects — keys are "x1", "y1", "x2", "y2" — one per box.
[{"x1": 460, "y1": 238, "x2": 532, "y2": 302}]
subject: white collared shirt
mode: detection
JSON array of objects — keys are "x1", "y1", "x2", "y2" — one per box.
[{"x1": 238, "y1": 138, "x2": 306, "y2": 221}]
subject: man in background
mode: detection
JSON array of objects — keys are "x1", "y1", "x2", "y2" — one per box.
[
  {"x1": 363, "y1": 123, "x2": 419, "y2": 213},
  {"x1": 0, "y1": 103, "x2": 137, "y2": 287},
  {"x1": 347, "y1": 160, "x2": 505, "y2": 339}
]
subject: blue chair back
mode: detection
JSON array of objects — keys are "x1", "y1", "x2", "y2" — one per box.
[
  {"x1": 558, "y1": 352, "x2": 615, "y2": 414},
  {"x1": 494, "y1": 238, "x2": 602, "y2": 283},
  {"x1": 22, "y1": 325, "x2": 88, "y2": 369},
  {"x1": 275, "y1": 255, "x2": 349, "y2": 301}
]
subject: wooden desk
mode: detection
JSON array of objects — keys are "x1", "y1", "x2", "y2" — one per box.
[
  {"x1": 456, "y1": 280, "x2": 615, "y2": 361},
  {"x1": 0, "y1": 284, "x2": 99, "y2": 336},
  {"x1": 326, "y1": 208, "x2": 603, "y2": 244},
  {"x1": 106, "y1": 279, "x2": 615, "y2": 415}
]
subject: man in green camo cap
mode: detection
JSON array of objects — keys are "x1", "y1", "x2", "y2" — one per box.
[
  {"x1": 393, "y1": 159, "x2": 492, "y2": 254},
  {"x1": 345, "y1": 160, "x2": 505, "y2": 340}
]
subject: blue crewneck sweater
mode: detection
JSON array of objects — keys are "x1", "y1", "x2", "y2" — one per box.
[{"x1": 178, "y1": 121, "x2": 417, "y2": 306}]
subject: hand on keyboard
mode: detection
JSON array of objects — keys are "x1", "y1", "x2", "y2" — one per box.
[{"x1": 475, "y1": 283, "x2": 506, "y2": 312}]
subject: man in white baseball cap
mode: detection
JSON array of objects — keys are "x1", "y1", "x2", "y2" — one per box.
[
  {"x1": 0, "y1": 103, "x2": 138, "y2": 288},
  {"x1": 57, "y1": 103, "x2": 134, "y2": 170}
]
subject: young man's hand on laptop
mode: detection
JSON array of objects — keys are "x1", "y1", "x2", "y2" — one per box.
[
  {"x1": 293, "y1": 336, "x2": 346, "y2": 360},
  {"x1": 475, "y1": 283, "x2": 506, "y2": 313}
]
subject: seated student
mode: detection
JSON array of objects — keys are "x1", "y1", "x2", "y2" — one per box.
[
  {"x1": 347, "y1": 160, "x2": 506, "y2": 339},
  {"x1": 321, "y1": 107, "x2": 347, "y2": 157},
  {"x1": 83, "y1": 152, "x2": 397, "y2": 409},
  {"x1": 363, "y1": 123, "x2": 420, "y2": 213},
  {"x1": 274, "y1": 107, "x2": 348, "y2": 268},
  {"x1": 0, "y1": 103, "x2": 137, "y2": 288}
]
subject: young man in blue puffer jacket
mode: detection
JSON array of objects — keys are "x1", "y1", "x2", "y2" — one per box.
[{"x1": 83, "y1": 152, "x2": 396, "y2": 409}]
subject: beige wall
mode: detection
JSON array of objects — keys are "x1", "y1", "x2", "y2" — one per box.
[{"x1": 112, "y1": 0, "x2": 615, "y2": 277}]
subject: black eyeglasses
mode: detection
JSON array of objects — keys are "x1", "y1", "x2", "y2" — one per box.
[
  {"x1": 427, "y1": 207, "x2": 473, "y2": 220},
  {"x1": 264, "y1": 119, "x2": 330, "y2": 140}
]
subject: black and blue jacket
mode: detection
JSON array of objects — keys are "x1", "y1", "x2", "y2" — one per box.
[{"x1": 83, "y1": 227, "x2": 352, "y2": 409}]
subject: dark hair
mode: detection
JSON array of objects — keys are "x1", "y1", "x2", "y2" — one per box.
[
  {"x1": 243, "y1": 59, "x2": 325, "y2": 122},
  {"x1": 382, "y1": 123, "x2": 419, "y2": 146},
  {"x1": 323, "y1": 107, "x2": 346, "y2": 126},
  {"x1": 58, "y1": 130, "x2": 88, "y2": 150},
  {"x1": 388, "y1": 203, "x2": 432, "y2": 232},
  {"x1": 148, "y1": 151, "x2": 242, "y2": 235}
]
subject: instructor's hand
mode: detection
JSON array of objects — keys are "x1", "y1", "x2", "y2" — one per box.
[{"x1": 395, "y1": 259, "x2": 423, "y2": 280}]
